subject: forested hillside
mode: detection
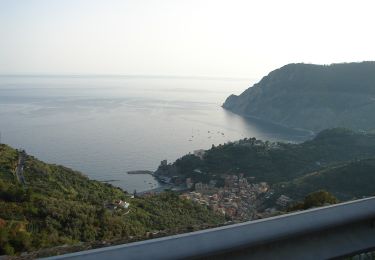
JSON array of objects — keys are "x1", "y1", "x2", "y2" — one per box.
[
  {"x1": 223, "y1": 62, "x2": 375, "y2": 132},
  {"x1": 0, "y1": 144, "x2": 224, "y2": 256},
  {"x1": 163, "y1": 128, "x2": 375, "y2": 183},
  {"x1": 159, "y1": 128, "x2": 375, "y2": 200},
  {"x1": 276, "y1": 158, "x2": 375, "y2": 200}
]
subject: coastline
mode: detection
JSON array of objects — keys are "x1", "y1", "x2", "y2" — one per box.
[
  {"x1": 221, "y1": 106, "x2": 316, "y2": 138},
  {"x1": 127, "y1": 170, "x2": 154, "y2": 175}
]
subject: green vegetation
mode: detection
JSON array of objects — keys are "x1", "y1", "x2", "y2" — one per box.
[
  {"x1": 3, "y1": 128, "x2": 375, "y2": 256},
  {"x1": 160, "y1": 128, "x2": 375, "y2": 200},
  {"x1": 288, "y1": 190, "x2": 339, "y2": 211},
  {"x1": 162, "y1": 128, "x2": 375, "y2": 182},
  {"x1": 277, "y1": 158, "x2": 375, "y2": 200},
  {"x1": 0, "y1": 144, "x2": 224, "y2": 256},
  {"x1": 223, "y1": 62, "x2": 375, "y2": 132}
]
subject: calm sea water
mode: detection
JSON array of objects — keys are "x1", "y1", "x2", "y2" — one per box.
[{"x1": 0, "y1": 76, "x2": 312, "y2": 192}]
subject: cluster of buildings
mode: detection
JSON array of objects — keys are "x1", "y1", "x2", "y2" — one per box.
[
  {"x1": 154, "y1": 157, "x2": 294, "y2": 221},
  {"x1": 180, "y1": 174, "x2": 273, "y2": 220},
  {"x1": 106, "y1": 200, "x2": 130, "y2": 211}
]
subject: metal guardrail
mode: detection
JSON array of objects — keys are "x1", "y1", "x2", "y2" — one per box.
[{"x1": 45, "y1": 197, "x2": 375, "y2": 260}]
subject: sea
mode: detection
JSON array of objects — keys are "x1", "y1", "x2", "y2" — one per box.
[{"x1": 0, "y1": 76, "x2": 312, "y2": 192}]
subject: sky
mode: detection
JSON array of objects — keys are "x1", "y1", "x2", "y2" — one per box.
[{"x1": 0, "y1": 0, "x2": 375, "y2": 78}]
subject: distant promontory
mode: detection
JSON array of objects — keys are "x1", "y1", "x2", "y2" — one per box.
[{"x1": 223, "y1": 62, "x2": 375, "y2": 132}]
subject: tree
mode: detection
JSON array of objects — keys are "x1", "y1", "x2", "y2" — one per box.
[{"x1": 289, "y1": 190, "x2": 338, "y2": 211}]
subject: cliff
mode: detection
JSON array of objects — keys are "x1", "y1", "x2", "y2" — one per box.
[{"x1": 223, "y1": 62, "x2": 375, "y2": 132}]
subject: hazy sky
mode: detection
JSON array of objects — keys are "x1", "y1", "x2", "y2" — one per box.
[{"x1": 0, "y1": 0, "x2": 375, "y2": 78}]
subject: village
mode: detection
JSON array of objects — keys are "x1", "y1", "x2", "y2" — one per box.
[
  {"x1": 151, "y1": 151, "x2": 294, "y2": 221},
  {"x1": 180, "y1": 174, "x2": 292, "y2": 221}
]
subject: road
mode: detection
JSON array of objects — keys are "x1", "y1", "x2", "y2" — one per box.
[{"x1": 15, "y1": 150, "x2": 26, "y2": 185}]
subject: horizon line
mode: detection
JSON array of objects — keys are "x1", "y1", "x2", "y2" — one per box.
[{"x1": 0, "y1": 74, "x2": 256, "y2": 81}]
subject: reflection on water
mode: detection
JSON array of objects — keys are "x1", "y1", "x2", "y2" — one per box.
[{"x1": 0, "y1": 76, "x2": 312, "y2": 192}]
